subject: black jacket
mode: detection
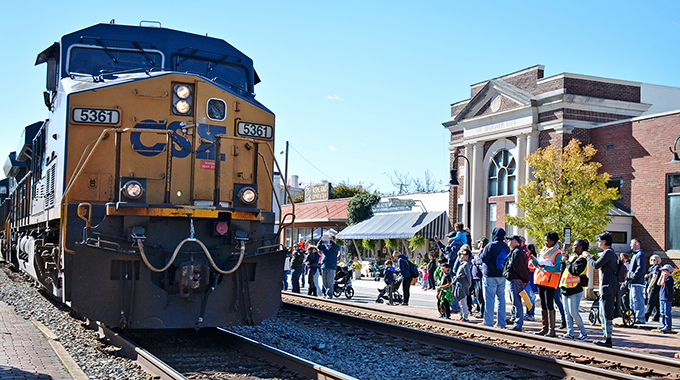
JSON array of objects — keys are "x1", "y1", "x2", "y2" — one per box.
[
  {"x1": 559, "y1": 255, "x2": 588, "y2": 296},
  {"x1": 504, "y1": 247, "x2": 530, "y2": 283}
]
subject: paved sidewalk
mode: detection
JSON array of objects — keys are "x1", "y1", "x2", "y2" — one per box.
[{"x1": 0, "y1": 301, "x2": 73, "y2": 380}]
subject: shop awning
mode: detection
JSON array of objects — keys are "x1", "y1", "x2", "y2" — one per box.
[{"x1": 336, "y1": 211, "x2": 449, "y2": 240}]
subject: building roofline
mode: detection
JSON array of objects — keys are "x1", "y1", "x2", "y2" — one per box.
[
  {"x1": 470, "y1": 65, "x2": 545, "y2": 89},
  {"x1": 538, "y1": 72, "x2": 642, "y2": 87}
]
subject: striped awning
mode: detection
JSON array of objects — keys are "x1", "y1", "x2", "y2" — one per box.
[{"x1": 336, "y1": 211, "x2": 449, "y2": 240}]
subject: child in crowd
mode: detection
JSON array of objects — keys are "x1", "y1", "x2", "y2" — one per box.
[
  {"x1": 658, "y1": 264, "x2": 675, "y2": 333},
  {"x1": 437, "y1": 263, "x2": 454, "y2": 319},
  {"x1": 376, "y1": 260, "x2": 396, "y2": 303},
  {"x1": 454, "y1": 246, "x2": 472, "y2": 322}
]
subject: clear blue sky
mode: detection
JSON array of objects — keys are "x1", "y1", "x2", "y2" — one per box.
[{"x1": 2, "y1": 1, "x2": 679, "y2": 194}]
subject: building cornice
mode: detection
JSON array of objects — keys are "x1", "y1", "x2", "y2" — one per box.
[{"x1": 538, "y1": 72, "x2": 642, "y2": 88}]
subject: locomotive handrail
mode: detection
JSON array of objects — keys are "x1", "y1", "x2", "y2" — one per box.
[
  {"x1": 211, "y1": 134, "x2": 295, "y2": 233},
  {"x1": 60, "y1": 128, "x2": 175, "y2": 258}
]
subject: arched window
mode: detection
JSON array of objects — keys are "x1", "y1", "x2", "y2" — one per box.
[{"x1": 488, "y1": 150, "x2": 516, "y2": 196}]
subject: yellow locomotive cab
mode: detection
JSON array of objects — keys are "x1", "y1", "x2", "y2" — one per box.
[{"x1": 1, "y1": 23, "x2": 292, "y2": 329}]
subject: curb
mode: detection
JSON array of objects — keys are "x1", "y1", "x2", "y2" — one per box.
[{"x1": 31, "y1": 317, "x2": 89, "y2": 380}]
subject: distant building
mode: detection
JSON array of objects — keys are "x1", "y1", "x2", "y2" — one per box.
[
  {"x1": 443, "y1": 65, "x2": 680, "y2": 269},
  {"x1": 272, "y1": 173, "x2": 303, "y2": 222}
]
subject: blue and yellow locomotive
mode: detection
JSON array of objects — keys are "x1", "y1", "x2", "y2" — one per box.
[{"x1": 0, "y1": 22, "x2": 291, "y2": 329}]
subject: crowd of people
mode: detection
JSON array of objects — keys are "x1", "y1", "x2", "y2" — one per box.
[{"x1": 283, "y1": 227, "x2": 677, "y2": 353}]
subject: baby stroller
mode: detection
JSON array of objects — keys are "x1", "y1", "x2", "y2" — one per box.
[
  {"x1": 333, "y1": 266, "x2": 355, "y2": 299},
  {"x1": 375, "y1": 276, "x2": 403, "y2": 305},
  {"x1": 588, "y1": 284, "x2": 634, "y2": 327},
  {"x1": 370, "y1": 262, "x2": 383, "y2": 281}
]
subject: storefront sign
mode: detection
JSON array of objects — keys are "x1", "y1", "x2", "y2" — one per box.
[
  {"x1": 372, "y1": 198, "x2": 416, "y2": 213},
  {"x1": 304, "y1": 183, "x2": 331, "y2": 202}
]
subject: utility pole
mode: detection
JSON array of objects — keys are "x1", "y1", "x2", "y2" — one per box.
[{"x1": 283, "y1": 141, "x2": 289, "y2": 204}]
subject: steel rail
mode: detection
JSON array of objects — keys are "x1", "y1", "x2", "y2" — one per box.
[
  {"x1": 216, "y1": 327, "x2": 359, "y2": 380},
  {"x1": 283, "y1": 294, "x2": 680, "y2": 379},
  {"x1": 95, "y1": 323, "x2": 188, "y2": 380}
]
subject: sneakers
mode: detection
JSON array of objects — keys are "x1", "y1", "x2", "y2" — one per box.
[
  {"x1": 660, "y1": 328, "x2": 673, "y2": 333},
  {"x1": 402, "y1": 303, "x2": 408, "y2": 306},
  {"x1": 524, "y1": 315, "x2": 535, "y2": 321},
  {"x1": 593, "y1": 338, "x2": 612, "y2": 348},
  {"x1": 561, "y1": 333, "x2": 575, "y2": 340},
  {"x1": 576, "y1": 334, "x2": 588, "y2": 341},
  {"x1": 510, "y1": 326, "x2": 522, "y2": 332}
]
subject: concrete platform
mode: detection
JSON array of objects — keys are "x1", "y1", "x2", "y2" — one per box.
[{"x1": 0, "y1": 301, "x2": 84, "y2": 380}]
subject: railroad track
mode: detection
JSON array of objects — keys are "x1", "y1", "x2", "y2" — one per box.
[
  {"x1": 93, "y1": 321, "x2": 358, "y2": 380},
  {"x1": 283, "y1": 293, "x2": 680, "y2": 380}
]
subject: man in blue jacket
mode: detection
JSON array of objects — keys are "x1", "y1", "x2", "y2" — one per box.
[
  {"x1": 318, "y1": 234, "x2": 340, "y2": 299},
  {"x1": 479, "y1": 227, "x2": 510, "y2": 328},
  {"x1": 628, "y1": 238, "x2": 646, "y2": 324}
]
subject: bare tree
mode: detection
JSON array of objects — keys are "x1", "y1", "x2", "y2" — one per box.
[{"x1": 387, "y1": 170, "x2": 442, "y2": 193}]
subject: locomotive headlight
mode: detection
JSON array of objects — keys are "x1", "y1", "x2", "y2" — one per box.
[
  {"x1": 237, "y1": 187, "x2": 258, "y2": 205},
  {"x1": 172, "y1": 83, "x2": 193, "y2": 116},
  {"x1": 175, "y1": 85, "x2": 191, "y2": 99},
  {"x1": 176, "y1": 100, "x2": 191, "y2": 114},
  {"x1": 122, "y1": 180, "x2": 144, "y2": 200}
]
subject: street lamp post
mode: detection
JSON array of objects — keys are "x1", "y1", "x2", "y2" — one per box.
[
  {"x1": 449, "y1": 155, "x2": 471, "y2": 229},
  {"x1": 667, "y1": 135, "x2": 680, "y2": 164}
]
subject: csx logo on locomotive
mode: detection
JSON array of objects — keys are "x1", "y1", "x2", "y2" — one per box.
[{"x1": 130, "y1": 121, "x2": 226, "y2": 161}]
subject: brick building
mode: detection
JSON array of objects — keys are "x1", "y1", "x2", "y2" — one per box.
[{"x1": 443, "y1": 65, "x2": 680, "y2": 268}]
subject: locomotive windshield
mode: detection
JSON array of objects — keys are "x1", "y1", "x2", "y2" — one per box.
[
  {"x1": 173, "y1": 55, "x2": 249, "y2": 95},
  {"x1": 68, "y1": 46, "x2": 163, "y2": 75}
]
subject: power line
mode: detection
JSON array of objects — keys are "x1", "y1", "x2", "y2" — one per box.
[{"x1": 288, "y1": 143, "x2": 339, "y2": 183}]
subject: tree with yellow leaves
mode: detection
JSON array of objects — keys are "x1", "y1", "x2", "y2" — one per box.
[{"x1": 506, "y1": 139, "x2": 618, "y2": 249}]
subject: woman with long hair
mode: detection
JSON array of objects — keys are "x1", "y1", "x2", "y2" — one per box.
[{"x1": 530, "y1": 231, "x2": 563, "y2": 337}]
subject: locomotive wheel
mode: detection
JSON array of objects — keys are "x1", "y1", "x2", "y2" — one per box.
[{"x1": 345, "y1": 287, "x2": 354, "y2": 299}]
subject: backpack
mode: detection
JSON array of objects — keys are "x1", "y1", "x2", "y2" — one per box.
[
  {"x1": 409, "y1": 260, "x2": 419, "y2": 278},
  {"x1": 615, "y1": 258, "x2": 628, "y2": 283},
  {"x1": 496, "y1": 246, "x2": 510, "y2": 271}
]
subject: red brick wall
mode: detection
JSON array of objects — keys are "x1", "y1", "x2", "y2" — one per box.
[
  {"x1": 451, "y1": 102, "x2": 468, "y2": 119},
  {"x1": 501, "y1": 68, "x2": 544, "y2": 94},
  {"x1": 470, "y1": 66, "x2": 544, "y2": 98},
  {"x1": 539, "y1": 109, "x2": 631, "y2": 124},
  {"x1": 487, "y1": 195, "x2": 516, "y2": 233},
  {"x1": 592, "y1": 114, "x2": 680, "y2": 253},
  {"x1": 451, "y1": 131, "x2": 463, "y2": 144},
  {"x1": 536, "y1": 77, "x2": 640, "y2": 102}
]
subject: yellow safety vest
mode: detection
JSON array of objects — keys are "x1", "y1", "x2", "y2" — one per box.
[{"x1": 559, "y1": 255, "x2": 587, "y2": 288}]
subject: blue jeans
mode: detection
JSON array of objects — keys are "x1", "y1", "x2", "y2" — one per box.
[
  {"x1": 322, "y1": 269, "x2": 336, "y2": 299},
  {"x1": 291, "y1": 267, "x2": 303, "y2": 293},
  {"x1": 509, "y1": 279, "x2": 524, "y2": 329},
  {"x1": 554, "y1": 289, "x2": 565, "y2": 321},
  {"x1": 283, "y1": 270, "x2": 290, "y2": 291},
  {"x1": 564, "y1": 291, "x2": 586, "y2": 336},
  {"x1": 661, "y1": 299, "x2": 672, "y2": 330},
  {"x1": 483, "y1": 276, "x2": 506, "y2": 327},
  {"x1": 630, "y1": 284, "x2": 646, "y2": 323}
]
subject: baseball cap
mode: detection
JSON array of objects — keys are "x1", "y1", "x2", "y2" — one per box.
[
  {"x1": 464, "y1": 228, "x2": 471, "y2": 233},
  {"x1": 477, "y1": 237, "x2": 489, "y2": 244},
  {"x1": 661, "y1": 264, "x2": 674, "y2": 272},
  {"x1": 507, "y1": 235, "x2": 522, "y2": 243}
]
